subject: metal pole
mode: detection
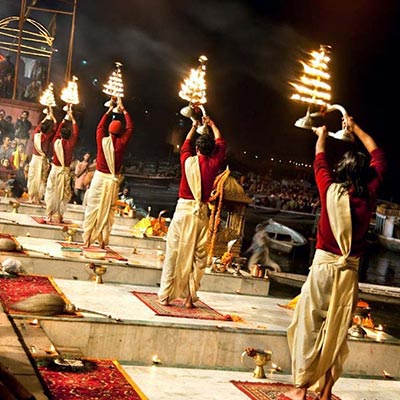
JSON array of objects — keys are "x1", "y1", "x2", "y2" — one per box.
[
  {"x1": 12, "y1": 0, "x2": 27, "y2": 100},
  {"x1": 65, "y1": 0, "x2": 77, "y2": 81}
]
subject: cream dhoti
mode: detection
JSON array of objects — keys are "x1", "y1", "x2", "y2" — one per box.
[
  {"x1": 45, "y1": 138, "x2": 71, "y2": 219},
  {"x1": 27, "y1": 154, "x2": 48, "y2": 202},
  {"x1": 83, "y1": 136, "x2": 120, "y2": 247},
  {"x1": 287, "y1": 183, "x2": 359, "y2": 393},
  {"x1": 82, "y1": 170, "x2": 120, "y2": 247},
  {"x1": 44, "y1": 164, "x2": 71, "y2": 218},
  {"x1": 158, "y1": 155, "x2": 208, "y2": 303}
]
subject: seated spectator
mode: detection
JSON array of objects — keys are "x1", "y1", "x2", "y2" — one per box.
[
  {"x1": 11, "y1": 142, "x2": 28, "y2": 169},
  {"x1": 118, "y1": 186, "x2": 135, "y2": 208},
  {"x1": 0, "y1": 136, "x2": 13, "y2": 160}
]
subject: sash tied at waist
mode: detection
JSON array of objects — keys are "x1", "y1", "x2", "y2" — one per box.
[
  {"x1": 51, "y1": 164, "x2": 70, "y2": 175},
  {"x1": 176, "y1": 198, "x2": 208, "y2": 220},
  {"x1": 95, "y1": 170, "x2": 121, "y2": 185},
  {"x1": 313, "y1": 248, "x2": 359, "y2": 271}
]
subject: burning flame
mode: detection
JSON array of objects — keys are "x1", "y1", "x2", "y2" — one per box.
[
  {"x1": 39, "y1": 82, "x2": 56, "y2": 107},
  {"x1": 289, "y1": 45, "x2": 332, "y2": 107},
  {"x1": 61, "y1": 76, "x2": 79, "y2": 105},
  {"x1": 179, "y1": 55, "x2": 208, "y2": 105},
  {"x1": 103, "y1": 61, "x2": 124, "y2": 98}
]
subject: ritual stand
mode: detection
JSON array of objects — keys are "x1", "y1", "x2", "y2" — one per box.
[{"x1": 207, "y1": 168, "x2": 252, "y2": 262}]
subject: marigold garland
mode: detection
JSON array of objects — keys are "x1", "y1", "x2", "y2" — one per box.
[{"x1": 207, "y1": 168, "x2": 231, "y2": 264}]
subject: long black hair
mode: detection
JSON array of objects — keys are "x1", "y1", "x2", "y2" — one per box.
[{"x1": 335, "y1": 150, "x2": 371, "y2": 198}]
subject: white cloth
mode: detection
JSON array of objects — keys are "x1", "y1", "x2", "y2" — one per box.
[
  {"x1": 158, "y1": 156, "x2": 209, "y2": 303},
  {"x1": 21, "y1": 56, "x2": 37, "y2": 78},
  {"x1": 287, "y1": 183, "x2": 359, "y2": 393},
  {"x1": 53, "y1": 139, "x2": 64, "y2": 168}
]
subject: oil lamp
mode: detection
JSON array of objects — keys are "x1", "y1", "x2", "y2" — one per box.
[
  {"x1": 61, "y1": 76, "x2": 79, "y2": 120},
  {"x1": 179, "y1": 55, "x2": 209, "y2": 134},
  {"x1": 103, "y1": 61, "x2": 124, "y2": 113},
  {"x1": 39, "y1": 82, "x2": 56, "y2": 115},
  {"x1": 289, "y1": 45, "x2": 353, "y2": 142},
  {"x1": 241, "y1": 347, "x2": 272, "y2": 379}
]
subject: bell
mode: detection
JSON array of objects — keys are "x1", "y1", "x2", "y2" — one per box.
[
  {"x1": 294, "y1": 104, "x2": 355, "y2": 142},
  {"x1": 104, "y1": 99, "x2": 115, "y2": 108},
  {"x1": 294, "y1": 111, "x2": 313, "y2": 130},
  {"x1": 63, "y1": 105, "x2": 72, "y2": 121},
  {"x1": 180, "y1": 105, "x2": 197, "y2": 119},
  {"x1": 104, "y1": 99, "x2": 122, "y2": 114},
  {"x1": 196, "y1": 124, "x2": 209, "y2": 135}
]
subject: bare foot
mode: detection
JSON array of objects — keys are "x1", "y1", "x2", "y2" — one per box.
[
  {"x1": 284, "y1": 387, "x2": 307, "y2": 400},
  {"x1": 157, "y1": 299, "x2": 170, "y2": 306}
]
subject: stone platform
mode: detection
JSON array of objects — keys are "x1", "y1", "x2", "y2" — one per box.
[
  {"x1": 0, "y1": 196, "x2": 140, "y2": 227},
  {"x1": 0, "y1": 210, "x2": 165, "y2": 248},
  {"x1": 8, "y1": 279, "x2": 400, "y2": 379},
  {"x1": 0, "y1": 235, "x2": 270, "y2": 296}
]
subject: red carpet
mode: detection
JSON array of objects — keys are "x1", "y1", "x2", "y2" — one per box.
[
  {"x1": 58, "y1": 242, "x2": 128, "y2": 261},
  {"x1": 231, "y1": 381, "x2": 342, "y2": 400},
  {"x1": 36, "y1": 358, "x2": 148, "y2": 399},
  {"x1": 31, "y1": 215, "x2": 75, "y2": 227},
  {"x1": 132, "y1": 291, "x2": 232, "y2": 321},
  {"x1": 0, "y1": 273, "x2": 79, "y2": 316}
]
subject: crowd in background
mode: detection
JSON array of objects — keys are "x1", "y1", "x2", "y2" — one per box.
[
  {"x1": 0, "y1": 106, "x2": 97, "y2": 204},
  {"x1": 239, "y1": 172, "x2": 321, "y2": 214}
]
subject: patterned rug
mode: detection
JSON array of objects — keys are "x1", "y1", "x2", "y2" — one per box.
[
  {"x1": 36, "y1": 358, "x2": 148, "y2": 399},
  {"x1": 58, "y1": 242, "x2": 128, "y2": 261},
  {"x1": 132, "y1": 291, "x2": 232, "y2": 321},
  {"x1": 230, "y1": 381, "x2": 342, "y2": 400},
  {"x1": 31, "y1": 215, "x2": 76, "y2": 227},
  {"x1": 0, "y1": 273, "x2": 79, "y2": 316}
]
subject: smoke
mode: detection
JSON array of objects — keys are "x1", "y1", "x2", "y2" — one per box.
[{"x1": 73, "y1": 0, "x2": 311, "y2": 95}]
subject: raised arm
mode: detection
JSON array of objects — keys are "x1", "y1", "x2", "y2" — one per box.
[
  {"x1": 118, "y1": 98, "x2": 134, "y2": 141},
  {"x1": 314, "y1": 125, "x2": 328, "y2": 155},
  {"x1": 185, "y1": 120, "x2": 199, "y2": 141},
  {"x1": 96, "y1": 104, "x2": 113, "y2": 141},
  {"x1": 344, "y1": 115, "x2": 378, "y2": 154},
  {"x1": 203, "y1": 116, "x2": 221, "y2": 139}
]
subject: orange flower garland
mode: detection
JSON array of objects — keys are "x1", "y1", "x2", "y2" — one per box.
[{"x1": 207, "y1": 168, "x2": 230, "y2": 264}]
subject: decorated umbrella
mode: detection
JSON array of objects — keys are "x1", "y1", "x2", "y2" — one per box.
[
  {"x1": 179, "y1": 55, "x2": 209, "y2": 134},
  {"x1": 103, "y1": 61, "x2": 124, "y2": 113},
  {"x1": 60, "y1": 76, "x2": 79, "y2": 120},
  {"x1": 289, "y1": 45, "x2": 353, "y2": 141}
]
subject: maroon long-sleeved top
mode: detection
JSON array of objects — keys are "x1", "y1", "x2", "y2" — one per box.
[
  {"x1": 31, "y1": 122, "x2": 58, "y2": 157},
  {"x1": 51, "y1": 121, "x2": 79, "y2": 167},
  {"x1": 178, "y1": 137, "x2": 226, "y2": 203},
  {"x1": 95, "y1": 111, "x2": 134, "y2": 174},
  {"x1": 314, "y1": 148, "x2": 386, "y2": 257}
]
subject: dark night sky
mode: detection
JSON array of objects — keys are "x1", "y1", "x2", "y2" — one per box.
[{"x1": 1, "y1": 0, "x2": 400, "y2": 201}]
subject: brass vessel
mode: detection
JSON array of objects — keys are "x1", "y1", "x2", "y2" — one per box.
[
  {"x1": 252, "y1": 350, "x2": 272, "y2": 378},
  {"x1": 88, "y1": 263, "x2": 107, "y2": 284},
  {"x1": 242, "y1": 348, "x2": 272, "y2": 379}
]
